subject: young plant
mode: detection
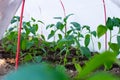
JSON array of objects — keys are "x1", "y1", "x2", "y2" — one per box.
[
  {"x1": 2, "y1": 16, "x2": 44, "y2": 63},
  {"x1": 97, "y1": 17, "x2": 120, "y2": 54},
  {"x1": 74, "y1": 51, "x2": 119, "y2": 80},
  {"x1": 46, "y1": 14, "x2": 75, "y2": 65},
  {"x1": 82, "y1": 25, "x2": 97, "y2": 52},
  {"x1": 70, "y1": 23, "x2": 96, "y2": 58}
]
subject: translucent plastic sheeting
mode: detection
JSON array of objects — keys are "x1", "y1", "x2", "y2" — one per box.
[
  {"x1": 0, "y1": 0, "x2": 22, "y2": 40},
  {"x1": 15, "y1": 0, "x2": 120, "y2": 52},
  {"x1": 0, "y1": 0, "x2": 120, "y2": 52},
  {"x1": 110, "y1": 0, "x2": 120, "y2": 7}
]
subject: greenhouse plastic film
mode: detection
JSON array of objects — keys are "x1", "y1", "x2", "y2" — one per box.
[{"x1": 0, "y1": 0, "x2": 22, "y2": 40}]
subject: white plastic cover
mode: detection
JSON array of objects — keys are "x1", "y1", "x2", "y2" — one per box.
[
  {"x1": 0, "y1": 0, "x2": 22, "y2": 39},
  {"x1": 111, "y1": 0, "x2": 120, "y2": 7},
  {"x1": 0, "y1": 0, "x2": 120, "y2": 52}
]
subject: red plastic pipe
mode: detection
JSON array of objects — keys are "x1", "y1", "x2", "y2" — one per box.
[
  {"x1": 59, "y1": 0, "x2": 67, "y2": 33},
  {"x1": 59, "y1": 0, "x2": 66, "y2": 17},
  {"x1": 102, "y1": 0, "x2": 107, "y2": 50},
  {"x1": 15, "y1": 0, "x2": 25, "y2": 69}
]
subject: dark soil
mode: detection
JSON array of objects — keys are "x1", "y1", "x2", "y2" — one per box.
[{"x1": 0, "y1": 43, "x2": 120, "y2": 79}]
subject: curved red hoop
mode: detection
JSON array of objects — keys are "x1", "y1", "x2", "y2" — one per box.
[
  {"x1": 59, "y1": 0, "x2": 66, "y2": 17},
  {"x1": 102, "y1": 0, "x2": 107, "y2": 50},
  {"x1": 15, "y1": 0, "x2": 25, "y2": 69}
]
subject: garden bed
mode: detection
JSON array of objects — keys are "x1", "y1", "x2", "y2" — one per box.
[
  {"x1": 0, "y1": 43, "x2": 120, "y2": 79},
  {"x1": 1, "y1": 16, "x2": 120, "y2": 80}
]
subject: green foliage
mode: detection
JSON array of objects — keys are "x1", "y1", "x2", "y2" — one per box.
[
  {"x1": 117, "y1": 36, "x2": 120, "y2": 47},
  {"x1": 106, "y1": 17, "x2": 114, "y2": 30},
  {"x1": 3, "y1": 16, "x2": 120, "y2": 80},
  {"x1": 70, "y1": 22, "x2": 81, "y2": 30},
  {"x1": 90, "y1": 31, "x2": 96, "y2": 37},
  {"x1": 48, "y1": 30, "x2": 56, "y2": 39},
  {"x1": 10, "y1": 16, "x2": 20, "y2": 24},
  {"x1": 84, "y1": 34, "x2": 90, "y2": 47},
  {"x1": 74, "y1": 63, "x2": 82, "y2": 74},
  {"x1": 75, "y1": 51, "x2": 118, "y2": 80},
  {"x1": 98, "y1": 42, "x2": 101, "y2": 50},
  {"x1": 87, "y1": 71, "x2": 118, "y2": 80},
  {"x1": 2, "y1": 16, "x2": 44, "y2": 63},
  {"x1": 80, "y1": 46, "x2": 91, "y2": 58},
  {"x1": 108, "y1": 43, "x2": 119, "y2": 54},
  {"x1": 46, "y1": 14, "x2": 98, "y2": 59},
  {"x1": 4, "y1": 63, "x2": 69, "y2": 80},
  {"x1": 96, "y1": 17, "x2": 120, "y2": 52},
  {"x1": 97, "y1": 25, "x2": 107, "y2": 38}
]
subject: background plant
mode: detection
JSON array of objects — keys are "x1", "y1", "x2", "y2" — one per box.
[
  {"x1": 97, "y1": 17, "x2": 120, "y2": 54},
  {"x1": 4, "y1": 63, "x2": 69, "y2": 80},
  {"x1": 2, "y1": 16, "x2": 44, "y2": 63},
  {"x1": 74, "y1": 51, "x2": 119, "y2": 80},
  {"x1": 46, "y1": 14, "x2": 97, "y2": 62}
]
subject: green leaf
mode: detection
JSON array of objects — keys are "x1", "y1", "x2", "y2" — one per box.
[
  {"x1": 31, "y1": 17, "x2": 36, "y2": 22},
  {"x1": 98, "y1": 42, "x2": 101, "y2": 50},
  {"x1": 70, "y1": 22, "x2": 81, "y2": 30},
  {"x1": 97, "y1": 25, "x2": 107, "y2": 38},
  {"x1": 76, "y1": 51, "x2": 116, "y2": 79},
  {"x1": 30, "y1": 24, "x2": 38, "y2": 35},
  {"x1": 66, "y1": 35, "x2": 75, "y2": 45},
  {"x1": 25, "y1": 28, "x2": 30, "y2": 35},
  {"x1": 74, "y1": 63, "x2": 82, "y2": 74},
  {"x1": 26, "y1": 21, "x2": 31, "y2": 27},
  {"x1": 12, "y1": 45, "x2": 17, "y2": 53},
  {"x1": 91, "y1": 31, "x2": 96, "y2": 37},
  {"x1": 80, "y1": 47, "x2": 91, "y2": 58},
  {"x1": 117, "y1": 36, "x2": 120, "y2": 47},
  {"x1": 48, "y1": 30, "x2": 55, "y2": 39},
  {"x1": 46, "y1": 24, "x2": 55, "y2": 29},
  {"x1": 38, "y1": 20, "x2": 44, "y2": 24},
  {"x1": 106, "y1": 17, "x2": 114, "y2": 30},
  {"x1": 82, "y1": 25, "x2": 90, "y2": 32},
  {"x1": 54, "y1": 17, "x2": 62, "y2": 20},
  {"x1": 33, "y1": 56, "x2": 42, "y2": 63},
  {"x1": 6, "y1": 44, "x2": 13, "y2": 51},
  {"x1": 4, "y1": 63, "x2": 69, "y2": 80},
  {"x1": 108, "y1": 43, "x2": 119, "y2": 54},
  {"x1": 55, "y1": 65, "x2": 66, "y2": 74},
  {"x1": 8, "y1": 27, "x2": 14, "y2": 32},
  {"x1": 84, "y1": 34, "x2": 90, "y2": 47},
  {"x1": 21, "y1": 40, "x2": 27, "y2": 50},
  {"x1": 112, "y1": 17, "x2": 120, "y2": 27},
  {"x1": 11, "y1": 16, "x2": 20, "y2": 24},
  {"x1": 56, "y1": 22, "x2": 64, "y2": 31},
  {"x1": 66, "y1": 30, "x2": 72, "y2": 35},
  {"x1": 78, "y1": 32, "x2": 84, "y2": 38},
  {"x1": 26, "y1": 41, "x2": 34, "y2": 49},
  {"x1": 63, "y1": 14, "x2": 74, "y2": 23},
  {"x1": 88, "y1": 71, "x2": 118, "y2": 80},
  {"x1": 24, "y1": 54, "x2": 33, "y2": 62},
  {"x1": 41, "y1": 34, "x2": 46, "y2": 41},
  {"x1": 58, "y1": 34, "x2": 62, "y2": 40},
  {"x1": 56, "y1": 38, "x2": 67, "y2": 49},
  {"x1": 104, "y1": 62, "x2": 113, "y2": 70}
]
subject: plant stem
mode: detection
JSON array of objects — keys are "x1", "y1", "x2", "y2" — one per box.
[
  {"x1": 118, "y1": 27, "x2": 120, "y2": 34},
  {"x1": 91, "y1": 35, "x2": 95, "y2": 52},
  {"x1": 63, "y1": 44, "x2": 69, "y2": 66},
  {"x1": 109, "y1": 30, "x2": 112, "y2": 51},
  {"x1": 64, "y1": 23, "x2": 67, "y2": 37}
]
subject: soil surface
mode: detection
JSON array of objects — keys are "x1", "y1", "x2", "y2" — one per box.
[
  {"x1": 0, "y1": 44, "x2": 15, "y2": 80},
  {"x1": 0, "y1": 44, "x2": 120, "y2": 79}
]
